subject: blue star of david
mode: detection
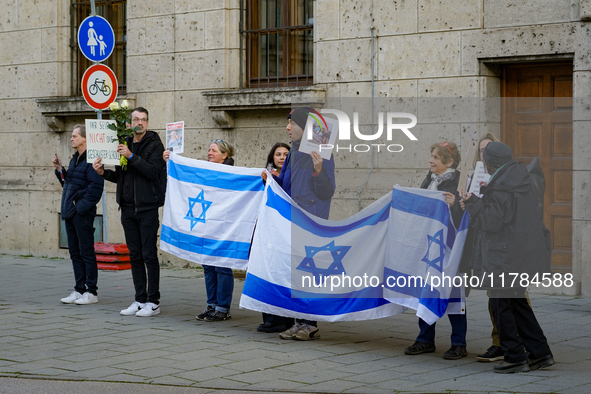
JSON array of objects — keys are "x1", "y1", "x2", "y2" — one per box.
[
  {"x1": 184, "y1": 190, "x2": 212, "y2": 231},
  {"x1": 297, "y1": 240, "x2": 350, "y2": 283},
  {"x1": 421, "y1": 229, "x2": 445, "y2": 272}
]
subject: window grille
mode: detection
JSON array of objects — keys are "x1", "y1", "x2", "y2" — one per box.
[{"x1": 243, "y1": 0, "x2": 313, "y2": 88}]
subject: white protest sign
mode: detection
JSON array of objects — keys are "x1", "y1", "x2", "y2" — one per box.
[
  {"x1": 85, "y1": 119, "x2": 120, "y2": 165},
  {"x1": 166, "y1": 121, "x2": 184, "y2": 154},
  {"x1": 468, "y1": 161, "x2": 491, "y2": 198}
]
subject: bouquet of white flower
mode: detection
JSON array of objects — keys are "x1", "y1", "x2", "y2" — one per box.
[{"x1": 108, "y1": 100, "x2": 138, "y2": 169}]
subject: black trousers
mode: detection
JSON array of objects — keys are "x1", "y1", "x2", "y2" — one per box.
[
  {"x1": 65, "y1": 212, "x2": 98, "y2": 295},
  {"x1": 121, "y1": 207, "x2": 160, "y2": 304},
  {"x1": 490, "y1": 291, "x2": 552, "y2": 363},
  {"x1": 296, "y1": 319, "x2": 317, "y2": 326},
  {"x1": 262, "y1": 313, "x2": 294, "y2": 328}
]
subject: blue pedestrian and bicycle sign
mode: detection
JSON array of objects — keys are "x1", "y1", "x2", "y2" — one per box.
[{"x1": 77, "y1": 15, "x2": 115, "y2": 62}]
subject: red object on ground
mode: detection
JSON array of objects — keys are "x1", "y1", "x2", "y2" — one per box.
[
  {"x1": 97, "y1": 262, "x2": 132, "y2": 270},
  {"x1": 96, "y1": 254, "x2": 130, "y2": 263},
  {"x1": 95, "y1": 242, "x2": 131, "y2": 270},
  {"x1": 94, "y1": 242, "x2": 130, "y2": 254}
]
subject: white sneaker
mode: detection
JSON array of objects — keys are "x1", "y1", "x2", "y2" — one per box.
[
  {"x1": 74, "y1": 292, "x2": 98, "y2": 305},
  {"x1": 279, "y1": 323, "x2": 304, "y2": 340},
  {"x1": 135, "y1": 302, "x2": 160, "y2": 317},
  {"x1": 60, "y1": 291, "x2": 83, "y2": 304},
  {"x1": 120, "y1": 301, "x2": 145, "y2": 316}
]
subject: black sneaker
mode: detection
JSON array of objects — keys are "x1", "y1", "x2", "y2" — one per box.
[
  {"x1": 443, "y1": 345, "x2": 468, "y2": 360},
  {"x1": 204, "y1": 310, "x2": 231, "y2": 322},
  {"x1": 494, "y1": 360, "x2": 530, "y2": 374},
  {"x1": 257, "y1": 322, "x2": 287, "y2": 333},
  {"x1": 404, "y1": 341, "x2": 436, "y2": 355},
  {"x1": 528, "y1": 354, "x2": 555, "y2": 371},
  {"x1": 196, "y1": 306, "x2": 214, "y2": 321},
  {"x1": 477, "y1": 346, "x2": 504, "y2": 362}
]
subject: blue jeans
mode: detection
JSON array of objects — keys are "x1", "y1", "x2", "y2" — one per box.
[
  {"x1": 417, "y1": 313, "x2": 467, "y2": 346},
  {"x1": 65, "y1": 212, "x2": 98, "y2": 295},
  {"x1": 203, "y1": 265, "x2": 234, "y2": 313}
]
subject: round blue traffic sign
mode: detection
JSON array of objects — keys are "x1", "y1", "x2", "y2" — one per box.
[{"x1": 77, "y1": 15, "x2": 115, "y2": 62}]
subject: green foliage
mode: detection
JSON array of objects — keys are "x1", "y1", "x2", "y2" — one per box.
[{"x1": 108, "y1": 104, "x2": 137, "y2": 144}]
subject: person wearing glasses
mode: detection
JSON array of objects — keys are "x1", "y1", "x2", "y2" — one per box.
[
  {"x1": 164, "y1": 139, "x2": 236, "y2": 322},
  {"x1": 93, "y1": 107, "x2": 167, "y2": 317},
  {"x1": 404, "y1": 141, "x2": 468, "y2": 360},
  {"x1": 461, "y1": 133, "x2": 508, "y2": 363}
]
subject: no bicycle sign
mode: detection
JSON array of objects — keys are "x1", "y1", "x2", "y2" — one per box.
[{"x1": 81, "y1": 64, "x2": 118, "y2": 110}]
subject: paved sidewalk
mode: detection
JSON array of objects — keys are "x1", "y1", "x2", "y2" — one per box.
[{"x1": 1, "y1": 254, "x2": 590, "y2": 393}]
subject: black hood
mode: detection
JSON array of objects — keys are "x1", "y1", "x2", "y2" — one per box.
[{"x1": 487, "y1": 159, "x2": 532, "y2": 194}]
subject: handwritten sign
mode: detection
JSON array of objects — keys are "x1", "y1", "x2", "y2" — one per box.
[
  {"x1": 85, "y1": 119, "x2": 119, "y2": 165},
  {"x1": 468, "y1": 161, "x2": 491, "y2": 198}
]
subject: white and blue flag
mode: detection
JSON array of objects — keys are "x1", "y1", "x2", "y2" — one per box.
[
  {"x1": 160, "y1": 154, "x2": 265, "y2": 269},
  {"x1": 240, "y1": 177, "x2": 407, "y2": 322},
  {"x1": 384, "y1": 186, "x2": 469, "y2": 325}
]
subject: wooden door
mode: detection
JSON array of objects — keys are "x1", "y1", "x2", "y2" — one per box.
[{"x1": 502, "y1": 63, "x2": 573, "y2": 273}]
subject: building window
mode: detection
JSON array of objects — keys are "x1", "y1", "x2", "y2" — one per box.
[
  {"x1": 71, "y1": 0, "x2": 127, "y2": 96},
  {"x1": 59, "y1": 214, "x2": 104, "y2": 248},
  {"x1": 243, "y1": 0, "x2": 313, "y2": 88}
]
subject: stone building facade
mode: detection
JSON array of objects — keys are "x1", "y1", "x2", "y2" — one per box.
[{"x1": 1, "y1": 0, "x2": 590, "y2": 295}]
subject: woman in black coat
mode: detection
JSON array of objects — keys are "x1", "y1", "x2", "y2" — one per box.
[{"x1": 404, "y1": 141, "x2": 468, "y2": 360}]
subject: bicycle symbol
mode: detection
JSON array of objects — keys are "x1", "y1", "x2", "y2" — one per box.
[{"x1": 89, "y1": 78, "x2": 111, "y2": 96}]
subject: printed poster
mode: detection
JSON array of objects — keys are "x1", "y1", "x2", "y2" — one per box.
[
  {"x1": 166, "y1": 121, "x2": 184, "y2": 154},
  {"x1": 298, "y1": 116, "x2": 339, "y2": 160}
]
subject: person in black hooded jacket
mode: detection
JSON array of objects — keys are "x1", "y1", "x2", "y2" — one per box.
[
  {"x1": 462, "y1": 141, "x2": 554, "y2": 374},
  {"x1": 93, "y1": 107, "x2": 166, "y2": 317},
  {"x1": 54, "y1": 124, "x2": 104, "y2": 305}
]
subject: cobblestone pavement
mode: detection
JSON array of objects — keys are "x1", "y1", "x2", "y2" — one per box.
[{"x1": 1, "y1": 254, "x2": 590, "y2": 393}]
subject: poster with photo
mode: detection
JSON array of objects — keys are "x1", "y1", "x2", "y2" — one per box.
[
  {"x1": 166, "y1": 121, "x2": 184, "y2": 154},
  {"x1": 298, "y1": 116, "x2": 339, "y2": 160}
]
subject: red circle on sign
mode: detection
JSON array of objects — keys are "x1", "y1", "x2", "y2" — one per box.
[{"x1": 81, "y1": 64, "x2": 118, "y2": 110}]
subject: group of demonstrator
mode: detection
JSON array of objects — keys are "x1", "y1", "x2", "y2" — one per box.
[{"x1": 53, "y1": 106, "x2": 554, "y2": 374}]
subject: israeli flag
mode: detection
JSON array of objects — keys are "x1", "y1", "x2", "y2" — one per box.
[
  {"x1": 240, "y1": 177, "x2": 407, "y2": 322},
  {"x1": 384, "y1": 186, "x2": 469, "y2": 325},
  {"x1": 160, "y1": 154, "x2": 265, "y2": 269}
]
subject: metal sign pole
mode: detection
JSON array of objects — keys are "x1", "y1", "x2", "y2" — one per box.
[
  {"x1": 89, "y1": 0, "x2": 108, "y2": 243},
  {"x1": 98, "y1": 109, "x2": 108, "y2": 243}
]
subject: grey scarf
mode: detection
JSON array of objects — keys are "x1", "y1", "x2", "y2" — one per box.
[{"x1": 428, "y1": 168, "x2": 455, "y2": 190}]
